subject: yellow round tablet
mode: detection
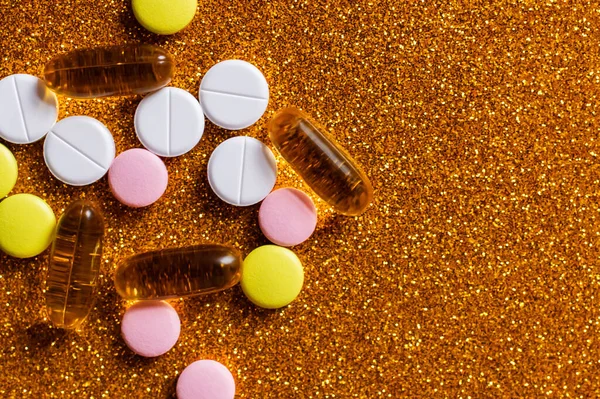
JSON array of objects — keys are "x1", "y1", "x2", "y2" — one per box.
[
  {"x1": 0, "y1": 143, "x2": 18, "y2": 198},
  {"x1": 0, "y1": 194, "x2": 56, "y2": 258},
  {"x1": 241, "y1": 245, "x2": 304, "y2": 309},
  {"x1": 132, "y1": 0, "x2": 197, "y2": 35}
]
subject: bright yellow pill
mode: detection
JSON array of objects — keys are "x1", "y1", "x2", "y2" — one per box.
[
  {"x1": 0, "y1": 143, "x2": 17, "y2": 198},
  {"x1": 241, "y1": 245, "x2": 304, "y2": 309},
  {"x1": 132, "y1": 0, "x2": 197, "y2": 35},
  {"x1": 0, "y1": 194, "x2": 56, "y2": 258}
]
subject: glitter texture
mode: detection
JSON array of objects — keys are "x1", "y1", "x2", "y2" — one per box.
[{"x1": 1, "y1": 0, "x2": 600, "y2": 397}]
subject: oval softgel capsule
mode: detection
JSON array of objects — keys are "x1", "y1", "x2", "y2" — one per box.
[
  {"x1": 45, "y1": 200, "x2": 104, "y2": 329},
  {"x1": 114, "y1": 244, "x2": 242, "y2": 300},
  {"x1": 44, "y1": 44, "x2": 174, "y2": 98},
  {"x1": 268, "y1": 107, "x2": 373, "y2": 216}
]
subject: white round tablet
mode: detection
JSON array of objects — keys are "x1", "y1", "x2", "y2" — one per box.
[
  {"x1": 208, "y1": 136, "x2": 277, "y2": 206},
  {"x1": 0, "y1": 74, "x2": 59, "y2": 144},
  {"x1": 199, "y1": 60, "x2": 269, "y2": 130},
  {"x1": 44, "y1": 116, "x2": 115, "y2": 186},
  {"x1": 135, "y1": 87, "x2": 205, "y2": 157}
]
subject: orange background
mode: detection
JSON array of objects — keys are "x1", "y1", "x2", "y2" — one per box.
[{"x1": 1, "y1": 0, "x2": 599, "y2": 397}]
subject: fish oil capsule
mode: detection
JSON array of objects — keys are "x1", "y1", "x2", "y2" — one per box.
[
  {"x1": 268, "y1": 107, "x2": 374, "y2": 216},
  {"x1": 45, "y1": 200, "x2": 104, "y2": 329},
  {"x1": 44, "y1": 44, "x2": 174, "y2": 98},
  {"x1": 114, "y1": 244, "x2": 242, "y2": 300}
]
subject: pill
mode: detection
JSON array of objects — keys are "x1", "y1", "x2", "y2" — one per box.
[
  {"x1": 268, "y1": 107, "x2": 373, "y2": 216},
  {"x1": 207, "y1": 136, "x2": 277, "y2": 206},
  {"x1": 44, "y1": 44, "x2": 174, "y2": 98},
  {"x1": 132, "y1": 0, "x2": 197, "y2": 35},
  {"x1": 45, "y1": 200, "x2": 104, "y2": 329},
  {"x1": 121, "y1": 300, "x2": 180, "y2": 357},
  {"x1": 135, "y1": 87, "x2": 205, "y2": 157},
  {"x1": 0, "y1": 194, "x2": 56, "y2": 258},
  {"x1": 258, "y1": 188, "x2": 317, "y2": 247},
  {"x1": 115, "y1": 244, "x2": 242, "y2": 300},
  {"x1": 0, "y1": 143, "x2": 18, "y2": 198},
  {"x1": 108, "y1": 148, "x2": 168, "y2": 208},
  {"x1": 199, "y1": 60, "x2": 269, "y2": 130},
  {"x1": 0, "y1": 74, "x2": 59, "y2": 144},
  {"x1": 177, "y1": 360, "x2": 235, "y2": 399},
  {"x1": 241, "y1": 245, "x2": 304, "y2": 309},
  {"x1": 44, "y1": 116, "x2": 115, "y2": 186}
]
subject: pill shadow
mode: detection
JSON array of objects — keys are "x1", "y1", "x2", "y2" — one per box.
[
  {"x1": 0, "y1": 253, "x2": 31, "y2": 275},
  {"x1": 94, "y1": 289, "x2": 122, "y2": 331},
  {"x1": 21, "y1": 322, "x2": 69, "y2": 350},
  {"x1": 310, "y1": 213, "x2": 348, "y2": 241},
  {"x1": 163, "y1": 378, "x2": 178, "y2": 399},
  {"x1": 118, "y1": 2, "x2": 171, "y2": 46}
]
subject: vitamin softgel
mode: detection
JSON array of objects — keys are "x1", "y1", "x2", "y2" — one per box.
[{"x1": 44, "y1": 44, "x2": 174, "y2": 98}]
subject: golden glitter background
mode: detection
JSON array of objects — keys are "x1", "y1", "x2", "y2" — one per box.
[{"x1": 1, "y1": 0, "x2": 599, "y2": 397}]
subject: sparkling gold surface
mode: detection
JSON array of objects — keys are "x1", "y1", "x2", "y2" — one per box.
[{"x1": 1, "y1": 0, "x2": 599, "y2": 397}]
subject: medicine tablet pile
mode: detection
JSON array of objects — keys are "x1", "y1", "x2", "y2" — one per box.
[
  {"x1": 0, "y1": 41, "x2": 342, "y2": 398},
  {"x1": 199, "y1": 60, "x2": 269, "y2": 130},
  {"x1": 0, "y1": 74, "x2": 58, "y2": 144},
  {"x1": 44, "y1": 116, "x2": 116, "y2": 186}
]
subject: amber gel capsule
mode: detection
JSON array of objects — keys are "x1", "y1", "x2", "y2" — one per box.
[
  {"x1": 45, "y1": 200, "x2": 104, "y2": 329},
  {"x1": 268, "y1": 107, "x2": 374, "y2": 216},
  {"x1": 114, "y1": 244, "x2": 242, "y2": 300},
  {"x1": 44, "y1": 44, "x2": 174, "y2": 98}
]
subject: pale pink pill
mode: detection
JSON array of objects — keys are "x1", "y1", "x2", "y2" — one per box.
[
  {"x1": 177, "y1": 360, "x2": 235, "y2": 399},
  {"x1": 258, "y1": 187, "x2": 317, "y2": 246},
  {"x1": 121, "y1": 301, "x2": 180, "y2": 357},
  {"x1": 108, "y1": 148, "x2": 168, "y2": 207}
]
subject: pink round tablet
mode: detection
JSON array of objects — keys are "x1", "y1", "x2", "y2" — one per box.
[
  {"x1": 177, "y1": 360, "x2": 235, "y2": 399},
  {"x1": 121, "y1": 301, "x2": 180, "y2": 357},
  {"x1": 108, "y1": 148, "x2": 168, "y2": 207},
  {"x1": 258, "y1": 188, "x2": 317, "y2": 246}
]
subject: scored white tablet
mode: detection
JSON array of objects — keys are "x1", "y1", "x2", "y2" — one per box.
[
  {"x1": 207, "y1": 136, "x2": 277, "y2": 206},
  {"x1": 0, "y1": 74, "x2": 59, "y2": 144},
  {"x1": 44, "y1": 116, "x2": 116, "y2": 186},
  {"x1": 135, "y1": 87, "x2": 205, "y2": 157},
  {"x1": 199, "y1": 60, "x2": 269, "y2": 130}
]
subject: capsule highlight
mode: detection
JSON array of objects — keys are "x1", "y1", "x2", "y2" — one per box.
[
  {"x1": 268, "y1": 107, "x2": 373, "y2": 216},
  {"x1": 45, "y1": 200, "x2": 104, "y2": 329},
  {"x1": 44, "y1": 44, "x2": 174, "y2": 98},
  {"x1": 114, "y1": 244, "x2": 242, "y2": 300}
]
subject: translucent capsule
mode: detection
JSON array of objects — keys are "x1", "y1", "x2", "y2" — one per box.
[
  {"x1": 44, "y1": 44, "x2": 174, "y2": 98},
  {"x1": 268, "y1": 107, "x2": 374, "y2": 216},
  {"x1": 114, "y1": 244, "x2": 242, "y2": 300},
  {"x1": 45, "y1": 200, "x2": 104, "y2": 329}
]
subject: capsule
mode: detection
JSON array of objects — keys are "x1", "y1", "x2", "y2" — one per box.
[
  {"x1": 114, "y1": 244, "x2": 242, "y2": 300},
  {"x1": 268, "y1": 107, "x2": 374, "y2": 216},
  {"x1": 44, "y1": 44, "x2": 174, "y2": 98},
  {"x1": 45, "y1": 200, "x2": 104, "y2": 329}
]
